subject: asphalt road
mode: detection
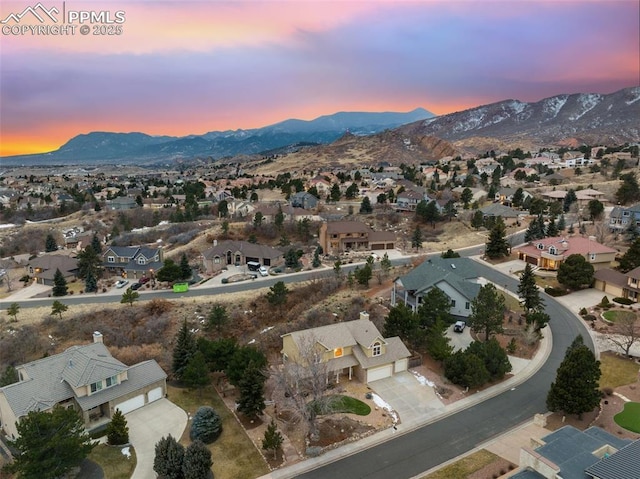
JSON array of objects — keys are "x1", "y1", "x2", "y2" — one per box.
[{"x1": 296, "y1": 261, "x2": 593, "y2": 479}]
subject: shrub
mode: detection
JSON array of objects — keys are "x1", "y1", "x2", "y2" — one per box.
[
  {"x1": 583, "y1": 314, "x2": 596, "y2": 322},
  {"x1": 221, "y1": 278, "x2": 229, "y2": 284},
  {"x1": 507, "y1": 338, "x2": 517, "y2": 354},
  {"x1": 545, "y1": 287, "x2": 567, "y2": 297},
  {"x1": 190, "y1": 406, "x2": 223, "y2": 444},
  {"x1": 602, "y1": 387, "x2": 614, "y2": 396},
  {"x1": 106, "y1": 409, "x2": 129, "y2": 445},
  {"x1": 600, "y1": 296, "x2": 610, "y2": 307},
  {"x1": 613, "y1": 297, "x2": 634, "y2": 305},
  {"x1": 579, "y1": 308, "x2": 588, "y2": 316}
]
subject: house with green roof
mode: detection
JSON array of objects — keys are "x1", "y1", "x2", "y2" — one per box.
[
  {"x1": 391, "y1": 257, "x2": 483, "y2": 317},
  {"x1": 0, "y1": 332, "x2": 166, "y2": 439}
]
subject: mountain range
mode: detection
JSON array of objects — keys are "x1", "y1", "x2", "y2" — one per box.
[{"x1": 3, "y1": 86, "x2": 638, "y2": 167}]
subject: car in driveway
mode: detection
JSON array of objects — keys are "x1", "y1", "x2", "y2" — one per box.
[
  {"x1": 130, "y1": 282, "x2": 142, "y2": 291},
  {"x1": 115, "y1": 279, "x2": 129, "y2": 289},
  {"x1": 259, "y1": 266, "x2": 269, "y2": 277},
  {"x1": 453, "y1": 320, "x2": 466, "y2": 333}
]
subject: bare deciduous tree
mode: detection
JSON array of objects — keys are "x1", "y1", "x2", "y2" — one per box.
[
  {"x1": 271, "y1": 334, "x2": 335, "y2": 441},
  {"x1": 0, "y1": 259, "x2": 15, "y2": 292},
  {"x1": 607, "y1": 315, "x2": 640, "y2": 358}
]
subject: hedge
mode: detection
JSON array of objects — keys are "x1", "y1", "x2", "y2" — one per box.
[
  {"x1": 613, "y1": 297, "x2": 634, "y2": 305},
  {"x1": 545, "y1": 287, "x2": 568, "y2": 297}
]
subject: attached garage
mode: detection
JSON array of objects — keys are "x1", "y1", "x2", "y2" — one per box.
[
  {"x1": 147, "y1": 387, "x2": 164, "y2": 403},
  {"x1": 366, "y1": 364, "x2": 393, "y2": 383},
  {"x1": 394, "y1": 358, "x2": 408, "y2": 373},
  {"x1": 116, "y1": 395, "x2": 145, "y2": 414}
]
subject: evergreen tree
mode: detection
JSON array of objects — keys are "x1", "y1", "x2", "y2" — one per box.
[
  {"x1": 237, "y1": 362, "x2": 267, "y2": 420},
  {"x1": 330, "y1": 183, "x2": 341, "y2": 202},
  {"x1": 617, "y1": 237, "x2": 640, "y2": 273},
  {"x1": 182, "y1": 351, "x2": 211, "y2": 392},
  {"x1": 546, "y1": 336, "x2": 601, "y2": 418},
  {"x1": 411, "y1": 225, "x2": 423, "y2": 250},
  {"x1": 120, "y1": 288, "x2": 140, "y2": 306},
  {"x1": 153, "y1": 435, "x2": 185, "y2": 479},
  {"x1": 460, "y1": 187, "x2": 473, "y2": 209},
  {"x1": 262, "y1": 419, "x2": 284, "y2": 460},
  {"x1": 383, "y1": 303, "x2": 417, "y2": 343},
  {"x1": 0, "y1": 365, "x2": 19, "y2": 387},
  {"x1": 359, "y1": 196, "x2": 373, "y2": 214},
  {"x1": 312, "y1": 247, "x2": 321, "y2": 268},
  {"x1": 274, "y1": 204, "x2": 285, "y2": 230},
  {"x1": 206, "y1": 304, "x2": 228, "y2": 332},
  {"x1": 52, "y1": 268, "x2": 68, "y2": 297},
  {"x1": 557, "y1": 214, "x2": 566, "y2": 231},
  {"x1": 76, "y1": 245, "x2": 102, "y2": 280},
  {"x1": 84, "y1": 269, "x2": 98, "y2": 293},
  {"x1": 416, "y1": 200, "x2": 441, "y2": 226},
  {"x1": 417, "y1": 287, "x2": 452, "y2": 330},
  {"x1": 50, "y1": 300, "x2": 68, "y2": 320},
  {"x1": 546, "y1": 216, "x2": 559, "y2": 237},
  {"x1": 267, "y1": 281, "x2": 288, "y2": 306},
  {"x1": 182, "y1": 441, "x2": 212, "y2": 479},
  {"x1": 525, "y1": 310, "x2": 551, "y2": 331},
  {"x1": 179, "y1": 253, "x2": 191, "y2": 281},
  {"x1": 91, "y1": 234, "x2": 102, "y2": 254},
  {"x1": 380, "y1": 252, "x2": 392, "y2": 278},
  {"x1": 467, "y1": 339, "x2": 512, "y2": 380},
  {"x1": 469, "y1": 283, "x2": 505, "y2": 341},
  {"x1": 106, "y1": 409, "x2": 129, "y2": 445},
  {"x1": 156, "y1": 259, "x2": 182, "y2": 283},
  {"x1": 424, "y1": 317, "x2": 453, "y2": 361},
  {"x1": 512, "y1": 188, "x2": 524, "y2": 208},
  {"x1": 443, "y1": 349, "x2": 490, "y2": 388},
  {"x1": 354, "y1": 263, "x2": 373, "y2": 287},
  {"x1": 45, "y1": 233, "x2": 58, "y2": 252},
  {"x1": 615, "y1": 172, "x2": 640, "y2": 205},
  {"x1": 485, "y1": 217, "x2": 509, "y2": 259},
  {"x1": 563, "y1": 189, "x2": 577, "y2": 212},
  {"x1": 557, "y1": 254, "x2": 594, "y2": 290},
  {"x1": 9, "y1": 406, "x2": 95, "y2": 479},
  {"x1": 517, "y1": 263, "x2": 543, "y2": 313},
  {"x1": 471, "y1": 210, "x2": 484, "y2": 229},
  {"x1": 333, "y1": 259, "x2": 343, "y2": 281},
  {"x1": 7, "y1": 302, "x2": 20, "y2": 321},
  {"x1": 172, "y1": 320, "x2": 196, "y2": 381},
  {"x1": 587, "y1": 199, "x2": 604, "y2": 220},
  {"x1": 190, "y1": 407, "x2": 223, "y2": 444},
  {"x1": 284, "y1": 248, "x2": 300, "y2": 269},
  {"x1": 225, "y1": 346, "x2": 268, "y2": 386}
]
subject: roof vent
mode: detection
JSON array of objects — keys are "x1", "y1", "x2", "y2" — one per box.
[{"x1": 451, "y1": 264, "x2": 456, "y2": 269}]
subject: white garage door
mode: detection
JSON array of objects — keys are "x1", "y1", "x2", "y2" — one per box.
[
  {"x1": 394, "y1": 359, "x2": 408, "y2": 373},
  {"x1": 367, "y1": 364, "x2": 393, "y2": 383},
  {"x1": 147, "y1": 387, "x2": 164, "y2": 403},
  {"x1": 116, "y1": 395, "x2": 145, "y2": 414}
]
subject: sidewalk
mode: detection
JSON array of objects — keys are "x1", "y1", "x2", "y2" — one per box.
[{"x1": 257, "y1": 327, "x2": 553, "y2": 479}]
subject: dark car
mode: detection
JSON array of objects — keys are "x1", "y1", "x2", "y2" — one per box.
[
  {"x1": 138, "y1": 277, "x2": 150, "y2": 284},
  {"x1": 130, "y1": 282, "x2": 142, "y2": 291}
]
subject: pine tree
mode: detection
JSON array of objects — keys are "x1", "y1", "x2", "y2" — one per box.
[
  {"x1": 190, "y1": 407, "x2": 223, "y2": 444},
  {"x1": 106, "y1": 409, "x2": 129, "y2": 445},
  {"x1": 172, "y1": 320, "x2": 196, "y2": 381},
  {"x1": 411, "y1": 225, "x2": 423, "y2": 250},
  {"x1": 359, "y1": 196, "x2": 373, "y2": 214},
  {"x1": 546, "y1": 216, "x2": 559, "y2": 237},
  {"x1": 91, "y1": 234, "x2": 102, "y2": 254},
  {"x1": 618, "y1": 237, "x2": 640, "y2": 273},
  {"x1": 85, "y1": 269, "x2": 98, "y2": 293},
  {"x1": 45, "y1": 233, "x2": 58, "y2": 252},
  {"x1": 262, "y1": 419, "x2": 284, "y2": 460},
  {"x1": 182, "y1": 440, "x2": 212, "y2": 479},
  {"x1": 0, "y1": 365, "x2": 19, "y2": 387},
  {"x1": 179, "y1": 253, "x2": 191, "y2": 281},
  {"x1": 237, "y1": 362, "x2": 267, "y2": 420},
  {"x1": 517, "y1": 263, "x2": 543, "y2": 313},
  {"x1": 120, "y1": 289, "x2": 140, "y2": 306},
  {"x1": 52, "y1": 268, "x2": 68, "y2": 297},
  {"x1": 469, "y1": 283, "x2": 505, "y2": 341},
  {"x1": 312, "y1": 247, "x2": 321, "y2": 268},
  {"x1": 153, "y1": 435, "x2": 185, "y2": 479},
  {"x1": 557, "y1": 214, "x2": 566, "y2": 231},
  {"x1": 206, "y1": 304, "x2": 228, "y2": 332},
  {"x1": 546, "y1": 335, "x2": 601, "y2": 418},
  {"x1": 50, "y1": 300, "x2": 68, "y2": 320},
  {"x1": 266, "y1": 281, "x2": 288, "y2": 306},
  {"x1": 467, "y1": 338, "x2": 512, "y2": 380},
  {"x1": 7, "y1": 302, "x2": 20, "y2": 321},
  {"x1": 471, "y1": 210, "x2": 484, "y2": 229},
  {"x1": 424, "y1": 318, "x2": 453, "y2": 361},
  {"x1": 182, "y1": 351, "x2": 211, "y2": 392},
  {"x1": 485, "y1": 217, "x2": 509, "y2": 259},
  {"x1": 383, "y1": 303, "x2": 417, "y2": 343}
]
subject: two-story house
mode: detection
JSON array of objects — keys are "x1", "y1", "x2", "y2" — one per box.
[
  {"x1": 391, "y1": 257, "x2": 483, "y2": 317},
  {"x1": 515, "y1": 236, "x2": 616, "y2": 271},
  {"x1": 0, "y1": 332, "x2": 166, "y2": 439},
  {"x1": 281, "y1": 313, "x2": 410, "y2": 384},
  {"x1": 318, "y1": 221, "x2": 396, "y2": 255},
  {"x1": 290, "y1": 191, "x2": 319, "y2": 210},
  {"x1": 594, "y1": 265, "x2": 640, "y2": 303},
  {"x1": 608, "y1": 203, "x2": 640, "y2": 233},
  {"x1": 102, "y1": 246, "x2": 164, "y2": 279},
  {"x1": 396, "y1": 189, "x2": 428, "y2": 212}
]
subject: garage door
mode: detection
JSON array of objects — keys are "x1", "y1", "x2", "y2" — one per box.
[
  {"x1": 116, "y1": 395, "x2": 145, "y2": 414},
  {"x1": 394, "y1": 359, "x2": 408, "y2": 373},
  {"x1": 147, "y1": 387, "x2": 164, "y2": 403},
  {"x1": 367, "y1": 364, "x2": 393, "y2": 383}
]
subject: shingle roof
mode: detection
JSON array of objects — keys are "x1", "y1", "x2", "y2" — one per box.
[
  {"x1": 351, "y1": 337, "x2": 410, "y2": 369},
  {"x1": 324, "y1": 221, "x2": 372, "y2": 234},
  {"x1": 61, "y1": 345, "x2": 128, "y2": 388},
  {"x1": 480, "y1": 203, "x2": 521, "y2": 218},
  {"x1": 585, "y1": 439, "x2": 640, "y2": 479},
  {"x1": 594, "y1": 268, "x2": 628, "y2": 286},
  {"x1": 397, "y1": 257, "x2": 481, "y2": 299},
  {"x1": 202, "y1": 240, "x2": 283, "y2": 260}
]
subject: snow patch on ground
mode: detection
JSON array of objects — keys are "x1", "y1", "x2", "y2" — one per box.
[
  {"x1": 410, "y1": 370, "x2": 435, "y2": 388},
  {"x1": 371, "y1": 393, "x2": 399, "y2": 425},
  {"x1": 121, "y1": 446, "x2": 131, "y2": 458},
  {"x1": 569, "y1": 93, "x2": 602, "y2": 120},
  {"x1": 260, "y1": 326, "x2": 274, "y2": 334},
  {"x1": 543, "y1": 95, "x2": 568, "y2": 118}
]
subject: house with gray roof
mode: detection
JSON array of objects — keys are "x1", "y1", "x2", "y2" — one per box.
[
  {"x1": 281, "y1": 312, "x2": 410, "y2": 384},
  {"x1": 102, "y1": 245, "x2": 164, "y2": 280},
  {"x1": 27, "y1": 253, "x2": 78, "y2": 286},
  {"x1": 511, "y1": 425, "x2": 635, "y2": 479},
  {"x1": 0, "y1": 332, "x2": 166, "y2": 439},
  {"x1": 201, "y1": 240, "x2": 283, "y2": 274},
  {"x1": 391, "y1": 257, "x2": 483, "y2": 317},
  {"x1": 290, "y1": 191, "x2": 319, "y2": 210}
]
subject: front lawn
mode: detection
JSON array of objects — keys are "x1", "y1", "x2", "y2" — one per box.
[
  {"x1": 419, "y1": 449, "x2": 501, "y2": 479},
  {"x1": 325, "y1": 395, "x2": 371, "y2": 416},
  {"x1": 599, "y1": 352, "x2": 640, "y2": 389},
  {"x1": 534, "y1": 275, "x2": 562, "y2": 290},
  {"x1": 167, "y1": 384, "x2": 269, "y2": 479},
  {"x1": 614, "y1": 402, "x2": 640, "y2": 433},
  {"x1": 602, "y1": 309, "x2": 636, "y2": 323},
  {"x1": 88, "y1": 444, "x2": 136, "y2": 479}
]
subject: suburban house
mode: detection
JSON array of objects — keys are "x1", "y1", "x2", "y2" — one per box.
[
  {"x1": 318, "y1": 221, "x2": 396, "y2": 255},
  {"x1": 391, "y1": 257, "x2": 483, "y2": 317},
  {"x1": 541, "y1": 188, "x2": 606, "y2": 207},
  {"x1": 107, "y1": 196, "x2": 138, "y2": 210},
  {"x1": 480, "y1": 203, "x2": 521, "y2": 219},
  {"x1": 510, "y1": 425, "x2": 636, "y2": 479},
  {"x1": 608, "y1": 203, "x2": 640, "y2": 233},
  {"x1": 201, "y1": 240, "x2": 283, "y2": 274},
  {"x1": 102, "y1": 245, "x2": 164, "y2": 280},
  {"x1": 290, "y1": 191, "x2": 319, "y2": 210},
  {"x1": 27, "y1": 254, "x2": 78, "y2": 286},
  {"x1": 494, "y1": 187, "x2": 532, "y2": 206},
  {"x1": 281, "y1": 313, "x2": 411, "y2": 384},
  {"x1": 396, "y1": 189, "x2": 428, "y2": 211},
  {"x1": 0, "y1": 332, "x2": 167, "y2": 439},
  {"x1": 514, "y1": 236, "x2": 616, "y2": 271},
  {"x1": 594, "y1": 265, "x2": 640, "y2": 302}
]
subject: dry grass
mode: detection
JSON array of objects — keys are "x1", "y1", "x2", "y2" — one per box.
[
  {"x1": 419, "y1": 449, "x2": 500, "y2": 479},
  {"x1": 534, "y1": 275, "x2": 562, "y2": 290},
  {"x1": 599, "y1": 352, "x2": 640, "y2": 390},
  {"x1": 88, "y1": 444, "x2": 137, "y2": 479},
  {"x1": 167, "y1": 384, "x2": 269, "y2": 479}
]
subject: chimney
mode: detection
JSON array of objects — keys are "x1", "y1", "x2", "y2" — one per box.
[
  {"x1": 93, "y1": 331, "x2": 103, "y2": 344},
  {"x1": 359, "y1": 311, "x2": 370, "y2": 321},
  {"x1": 214, "y1": 239, "x2": 218, "y2": 247}
]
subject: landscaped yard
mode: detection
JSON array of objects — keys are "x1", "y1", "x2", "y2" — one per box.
[
  {"x1": 614, "y1": 402, "x2": 640, "y2": 433},
  {"x1": 318, "y1": 395, "x2": 371, "y2": 416},
  {"x1": 419, "y1": 449, "x2": 511, "y2": 479},
  {"x1": 167, "y1": 384, "x2": 269, "y2": 479},
  {"x1": 533, "y1": 275, "x2": 562, "y2": 290},
  {"x1": 602, "y1": 309, "x2": 636, "y2": 323},
  {"x1": 88, "y1": 444, "x2": 136, "y2": 479},
  {"x1": 599, "y1": 352, "x2": 640, "y2": 390}
]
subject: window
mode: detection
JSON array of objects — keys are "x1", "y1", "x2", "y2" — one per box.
[
  {"x1": 590, "y1": 253, "x2": 596, "y2": 261},
  {"x1": 465, "y1": 302, "x2": 470, "y2": 310},
  {"x1": 214, "y1": 257, "x2": 221, "y2": 264},
  {"x1": 108, "y1": 256, "x2": 115, "y2": 263},
  {"x1": 105, "y1": 375, "x2": 118, "y2": 387},
  {"x1": 137, "y1": 257, "x2": 146, "y2": 265},
  {"x1": 90, "y1": 381, "x2": 103, "y2": 393},
  {"x1": 549, "y1": 246, "x2": 557, "y2": 255},
  {"x1": 536, "y1": 243, "x2": 544, "y2": 250},
  {"x1": 372, "y1": 342, "x2": 381, "y2": 357},
  {"x1": 334, "y1": 347, "x2": 343, "y2": 358},
  {"x1": 451, "y1": 300, "x2": 456, "y2": 307}
]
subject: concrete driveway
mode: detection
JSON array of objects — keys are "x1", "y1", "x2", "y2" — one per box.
[
  {"x1": 369, "y1": 371, "x2": 444, "y2": 427},
  {"x1": 126, "y1": 399, "x2": 188, "y2": 479},
  {"x1": 447, "y1": 322, "x2": 473, "y2": 352}
]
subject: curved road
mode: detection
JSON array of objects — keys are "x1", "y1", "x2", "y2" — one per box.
[{"x1": 297, "y1": 261, "x2": 593, "y2": 479}]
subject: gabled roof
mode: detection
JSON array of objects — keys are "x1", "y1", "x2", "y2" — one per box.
[
  {"x1": 480, "y1": 203, "x2": 520, "y2": 218},
  {"x1": 28, "y1": 254, "x2": 78, "y2": 274},
  {"x1": 61, "y1": 345, "x2": 127, "y2": 388},
  {"x1": 585, "y1": 439, "x2": 640, "y2": 479},
  {"x1": 324, "y1": 221, "x2": 372, "y2": 234},
  {"x1": 516, "y1": 236, "x2": 616, "y2": 258},
  {"x1": 201, "y1": 240, "x2": 283, "y2": 260},
  {"x1": 594, "y1": 268, "x2": 628, "y2": 287},
  {"x1": 397, "y1": 257, "x2": 481, "y2": 299}
]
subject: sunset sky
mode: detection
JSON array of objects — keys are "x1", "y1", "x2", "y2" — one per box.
[{"x1": 1, "y1": 0, "x2": 638, "y2": 157}]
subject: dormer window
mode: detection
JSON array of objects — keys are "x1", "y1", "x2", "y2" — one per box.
[
  {"x1": 90, "y1": 381, "x2": 103, "y2": 393},
  {"x1": 137, "y1": 257, "x2": 146, "y2": 265},
  {"x1": 107, "y1": 256, "x2": 115, "y2": 263},
  {"x1": 372, "y1": 342, "x2": 381, "y2": 357},
  {"x1": 549, "y1": 246, "x2": 557, "y2": 255},
  {"x1": 537, "y1": 243, "x2": 544, "y2": 250}
]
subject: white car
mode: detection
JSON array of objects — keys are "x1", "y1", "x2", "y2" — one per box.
[
  {"x1": 259, "y1": 266, "x2": 269, "y2": 277},
  {"x1": 453, "y1": 320, "x2": 466, "y2": 333},
  {"x1": 115, "y1": 279, "x2": 129, "y2": 289}
]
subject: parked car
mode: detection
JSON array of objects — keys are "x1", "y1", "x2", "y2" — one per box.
[
  {"x1": 453, "y1": 320, "x2": 466, "y2": 333},
  {"x1": 115, "y1": 279, "x2": 129, "y2": 289},
  {"x1": 138, "y1": 277, "x2": 150, "y2": 284},
  {"x1": 130, "y1": 282, "x2": 142, "y2": 291},
  {"x1": 259, "y1": 266, "x2": 269, "y2": 277}
]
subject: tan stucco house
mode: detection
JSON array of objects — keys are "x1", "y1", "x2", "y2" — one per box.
[
  {"x1": 318, "y1": 221, "x2": 396, "y2": 255},
  {"x1": 0, "y1": 332, "x2": 166, "y2": 439},
  {"x1": 515, "y1": 236, "x2": 616, "y2": 271},
  {"x1": 281, "y1": 313, "x2": 410, "y2": 384},
  {"x1": 201, "y1": 240, "x2": 283, "y2": 274}
]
